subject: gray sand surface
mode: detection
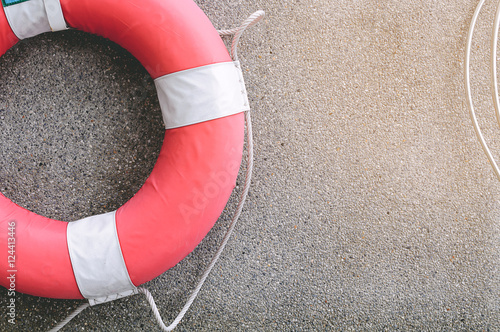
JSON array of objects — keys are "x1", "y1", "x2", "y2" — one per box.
[{"x1": 0, "y1": 0, "x2": 498, "y2": 330}]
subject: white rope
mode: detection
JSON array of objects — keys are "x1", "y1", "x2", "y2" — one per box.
[
  {"x1": 47, "y1": 303, "x2": 90, "y2": 332},
  {"x1": 218, "y1": 10, "x2": 265, "y2": 61},
  {"x1": 465, "y1": 0, "x2": 500, "y2": 181}
]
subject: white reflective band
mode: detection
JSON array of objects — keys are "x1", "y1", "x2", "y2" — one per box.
[
  {"x1": 155, "y1": 61, "x2": 250, "y2": 129},
  {"x1": 3, "y1": 0, "x2": 67, "y2": 40},
  {"x1": 67, "y1": 211, "x2": 136, "y2": 300},
  {"x1": 43, "y1": 0, "x2": 67, "y2": 31}
]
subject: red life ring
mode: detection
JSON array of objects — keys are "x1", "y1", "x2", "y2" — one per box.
[{"x1": 0, "y1": 0, "x2": 247, "y2": 302}]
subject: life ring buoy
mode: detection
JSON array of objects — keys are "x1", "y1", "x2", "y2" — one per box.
[{"x1": 0, "y1": 0, "x2": 249, "y2": 303}]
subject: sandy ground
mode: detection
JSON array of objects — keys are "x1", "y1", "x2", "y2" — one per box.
[{"x1": 0, "y1": 0, "x2": 499, "y2": 330}]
